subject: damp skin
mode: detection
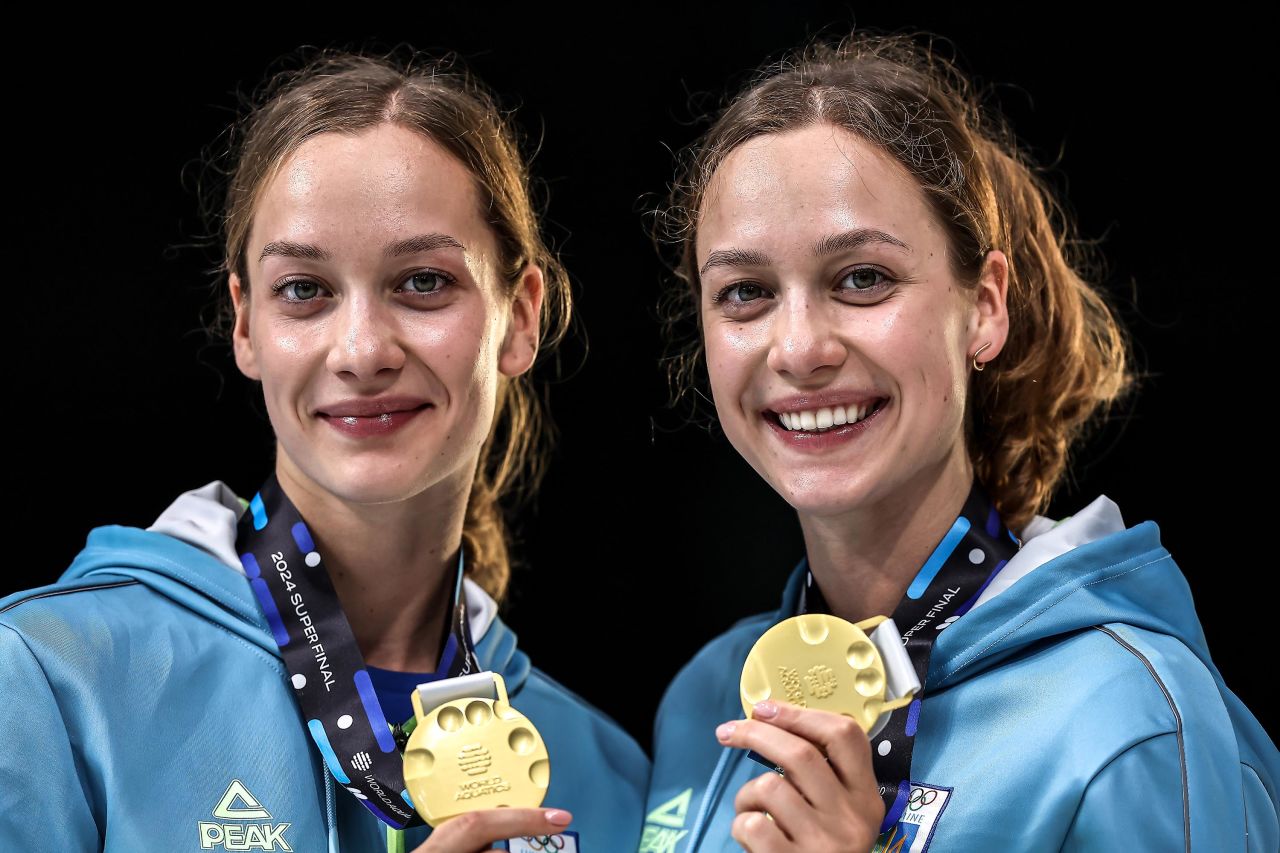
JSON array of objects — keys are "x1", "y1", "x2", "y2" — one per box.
[
  {"x1": 229, "y1": 123, "x2": 539, "y2": 511},
  {"x1": 696, "y1": 123, "x2": 1007, "y2": 525}
]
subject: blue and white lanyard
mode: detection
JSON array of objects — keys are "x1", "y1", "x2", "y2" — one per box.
[{"x1": 236, "y1": 471, "x2": 480, "y2": 829}]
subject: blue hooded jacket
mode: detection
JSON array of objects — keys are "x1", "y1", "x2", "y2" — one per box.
[
  {"x1": 1, "y1": 482, "x2": 649, "y2": 852},
  {"x1": 640, "y1": 496, "x2": 1278, "y2": 852}
]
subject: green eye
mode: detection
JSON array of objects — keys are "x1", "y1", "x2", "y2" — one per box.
[
  {"x1": 713, "y1": 282, "x2": 768, "y2": 305},
  {"x1": 287, "y1": 281, "x2": 319, "y2": 300},
  {"x1": 405, "y1": 272, "x2": 447, "y2": 294},
  {"x1": 839, "y1": 268, "x2": 891, "y2": 292},
  {"x1": 272, "y1": 279, "x2": 323, "y2": 302}
]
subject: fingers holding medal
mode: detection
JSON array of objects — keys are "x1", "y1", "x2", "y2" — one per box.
[
  {"x1": 717, "y1": 612, "x2": 909, "y2": 851},
  {"x1": 716, "y1": 702, "x2": 884, "y2": 851}
]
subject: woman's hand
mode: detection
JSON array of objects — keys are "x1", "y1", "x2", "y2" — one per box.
[
  {"x1": 716, "y1": 701, "x2": 883, "y2": 853},
  {"x1": 410, "y1": 807, "x2": 573, "y2": 852}
]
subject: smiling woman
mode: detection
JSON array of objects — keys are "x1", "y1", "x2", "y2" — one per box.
[
  {"x1": 0, "y1": 48, "x2": 648, "y2": 853},
  {"x1": 644, "y1": 30, "x2": 1278, "y2": 853},
  {"x1": 696, "y1": 125, "x2": 1011, "y2": 534}
]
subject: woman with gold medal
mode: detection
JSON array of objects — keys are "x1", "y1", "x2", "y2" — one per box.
[
  {"x1": 0, "y1": 48, "x2": 647, "y2": 852},
  {"x1": 640, "y1": 30, "x2": 1279, "y2": 852}
]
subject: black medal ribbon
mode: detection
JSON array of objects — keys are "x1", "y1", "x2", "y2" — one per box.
[
  {"x1": 235, "y1": 471, "x2": 481, "y2": 829},
  {"x1": 797, "y1": 479, "x2": 1019, "y2": 832}
]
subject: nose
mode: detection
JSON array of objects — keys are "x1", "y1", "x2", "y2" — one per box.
[
  {"x1": 325, "y1": 291, "x2": 407, "y2": 381},
  {"x1": 764, "y1": 288, "x2": 847, "y2": 380}
]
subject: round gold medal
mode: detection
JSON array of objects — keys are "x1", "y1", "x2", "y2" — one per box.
[
  {"x1": 740, "y1": 613, "x2": 911, "y2": 732},
  {"x1": 403, "y1": 674, "x2": 550, "y2": 827}
]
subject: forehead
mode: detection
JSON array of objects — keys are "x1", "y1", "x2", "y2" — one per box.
[
  {"x1": 697, "y1": 123, "x2": 938, "y2": 259},
  {"x1": 250, "y1": 123, "x2": 491, "y2": 255}
]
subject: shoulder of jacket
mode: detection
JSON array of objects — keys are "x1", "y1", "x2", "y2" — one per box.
[
  {"x1": 1087, "y1": 623, "x2": 1232, "y2": 724},
  {"x1": 1, "y1": 576, "x2": 147, "y2": 628}
]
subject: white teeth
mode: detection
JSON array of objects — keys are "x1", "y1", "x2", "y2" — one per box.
[{"x1": 775, "y1": 401, "x2": 881, "y2": 433}]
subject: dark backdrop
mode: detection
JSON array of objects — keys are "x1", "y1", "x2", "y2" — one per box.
[{"x1": 12, "y1": 7, "x2": 1271, "y2": 746}]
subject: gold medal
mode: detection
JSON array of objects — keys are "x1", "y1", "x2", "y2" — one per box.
[
  {"x1": 741, "y1": 613, "x2": 914, "y2": 733},
  {"x1": 403, "y1": 673, "x2": 550, "y2": 827}
]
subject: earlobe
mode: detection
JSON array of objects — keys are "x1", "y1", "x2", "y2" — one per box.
[
  {"x1": 228, "y1": 272, "x2": 261, "y2": 381},
  {"x1": 968, "y1": 250, "x2": 1011, "y2": 369},
  {"x1": 498, "y1": 265, "x2": 546, "y2": 379}
]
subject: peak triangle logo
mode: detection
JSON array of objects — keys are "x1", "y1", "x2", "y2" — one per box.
[
  {"x1": 199, "y1": 779, "x2": 293, "y2": 851},
  {"x1": 213, "y1": 780, "x2": 272, "y2": 820},
  {"x1": 638, "y1": 788, "x2": 692, "y2": 852}
]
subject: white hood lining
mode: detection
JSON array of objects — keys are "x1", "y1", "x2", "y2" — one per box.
[{"x1": 969, "y1": 493, "x2": 1127, "y2": 611}]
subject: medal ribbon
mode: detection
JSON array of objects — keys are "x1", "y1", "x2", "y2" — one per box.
[
  {"x1": 798, "y1": 479, "x2": 1019, "y2": 832},
  {"x1": 235, "y1": 471, "x2": 481, "y2": 829}
]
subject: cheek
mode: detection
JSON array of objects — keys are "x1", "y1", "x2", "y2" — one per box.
[
  {"x1": 266, "y1": 328, "x2": 304, "y2": 355},
  {"x1": 251, "y1": 324, "x2": 307, "y2": 393},
  {"x1": 703, "y1": 322, "x2": 764, "y2": 391},
  {"x1": 412, "y1": 308, "x2": 497, "y2": 397},
  {"x1": 908, "y1": 340, "x2": 969, "y2": 428}
]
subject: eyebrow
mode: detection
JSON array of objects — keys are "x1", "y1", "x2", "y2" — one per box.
[
  {"x1": 699, "y1": 227, "x2": 911, "y2": 277},
  {"x1": 258, "y1": 233, "x2": 466, "y2": 263}
]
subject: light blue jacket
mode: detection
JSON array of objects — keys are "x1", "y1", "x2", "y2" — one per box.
[
  {"x1": 641, "y1": 497, "x2": 1278, "y2": 851},
  {"x1": 1, "y1": 482, "x2": 649, "y2": 852}
]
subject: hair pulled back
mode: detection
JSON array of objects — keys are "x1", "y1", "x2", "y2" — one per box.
[
  {"x1": 201, "y1": 46, "x2": 573, "y2": 600},
  {"x1": 656, "y1": 31, "x2": 1135, "y2": 533}
]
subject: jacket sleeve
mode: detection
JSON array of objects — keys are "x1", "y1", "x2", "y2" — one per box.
[
  {"x1": 1060, "y1": 730, "x2": 1262, "y2": 852},
  {"x1": 0, "y1": 623, "x2": 101, "y2": 851}
]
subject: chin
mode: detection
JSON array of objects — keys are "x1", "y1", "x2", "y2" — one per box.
[
  {"x1": 768, "y1": 472, "x2": 878, "y2": 518},
  {"x1": 783, "y1": 493, "x2": 868, "y2": 519},
  {"x1": 297, "y1": 459, "x2": 432, "y2": 507}
]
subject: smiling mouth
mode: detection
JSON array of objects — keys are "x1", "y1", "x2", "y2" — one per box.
[
  {"x1": 764, "y1": 398, "x2": 889, "y2": 433},
  {"x1": 322, "y1": 403, "x2": 433, "y2": 422}
]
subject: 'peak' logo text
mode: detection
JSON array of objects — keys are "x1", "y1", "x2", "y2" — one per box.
[{"x1": 198, "y1": 780, "x2": 292, "y2": 851}]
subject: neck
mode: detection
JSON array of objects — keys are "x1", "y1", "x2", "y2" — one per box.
[
  {"x1": 275, "y1": 452, "x2": 468, "y2": 673},
  {"x1": 798, "y1": 444, "x2": 974, "y2": 624}
]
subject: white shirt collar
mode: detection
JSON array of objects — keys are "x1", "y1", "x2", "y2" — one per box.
[{"x1": 968, "y1": 494, "x2": 1127, "y2": 611}]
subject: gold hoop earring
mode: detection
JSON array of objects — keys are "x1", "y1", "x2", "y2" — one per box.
[{"x1": 971, "y1": 342, "x2": 992, "y2": 372}]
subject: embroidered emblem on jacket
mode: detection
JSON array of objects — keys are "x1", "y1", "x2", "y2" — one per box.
[
  {"x1": 639, "y1": 788, "x2": 693, "y2": 853},
  {"x1": 199, "y1": 780, "x2": 293, "y2": 851},
  {"x1": 872, "y1": 783, "x2": 951, "y2": 853}
]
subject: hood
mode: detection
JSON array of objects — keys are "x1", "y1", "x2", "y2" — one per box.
[
  {"x1": 778, "y1": 494, "x2": 1209, "y2": 691},
  {"x1": 58, "y1": 480, "x2": 525, "y2": 690}
]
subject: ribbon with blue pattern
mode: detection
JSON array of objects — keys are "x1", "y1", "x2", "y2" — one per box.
[{"x1": 236, "y1": 471, "x2": 480, "y2": 829}]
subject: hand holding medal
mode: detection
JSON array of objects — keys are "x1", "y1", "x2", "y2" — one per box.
[
  {"x1": 402, "y1": 673, "x2": 584, "y2": 851},
  {"x1": 403, "y1": 673, "x2": 551, "y2": 826},
  {"x1": 405, "y1": 807, "x2": 573, "y2": 853},
  {"x1": 714, "y1": 612, "x2": 919, "y2": 851},
  {"x1": 715, "y1": 701, "x2": 884, "y2": 853}
]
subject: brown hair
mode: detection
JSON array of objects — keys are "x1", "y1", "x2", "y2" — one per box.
[
  {"x1": 200, "y1": 46, "x2": 573, "y2": 600},
  {"x1": 655, "y1": 30, "x2": 1136, "y2": 534}
]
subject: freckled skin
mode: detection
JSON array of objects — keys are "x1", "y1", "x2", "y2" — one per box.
[
  {"x1": 228, "y1": 124, "x2": 540, "y2": 507},
  {"x1": 697, "y1": 123, "x2": 1010, "y2": 518}
]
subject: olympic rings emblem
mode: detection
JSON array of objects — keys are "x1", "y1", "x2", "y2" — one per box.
[
  {"x1": 907, "y1": 786, "x2": 938, "y2": 811},
  {"x1": 522, "y1": 835, "x2": 566, "y2": 851}
]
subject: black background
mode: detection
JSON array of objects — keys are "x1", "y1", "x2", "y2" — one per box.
[{"x1": 12, "y1": 6, "x2": 1272, "y2": 747}]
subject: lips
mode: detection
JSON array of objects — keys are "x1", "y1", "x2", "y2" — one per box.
[
  {"x1": 315, "y1": 397, "x2": 431, "y2": 418},
  {"x1": 761, "y1": 397, "x2": 890, "y2": 453},
  {"x1": 317, "y1": 401, "x2": 433, "y2": 438},
  {"x1": 765, "y1": 398, "x2": 888, "y2": 432}
]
